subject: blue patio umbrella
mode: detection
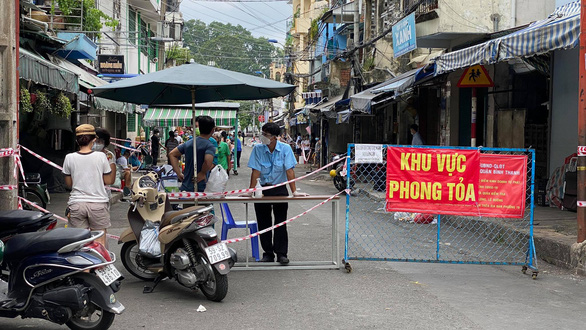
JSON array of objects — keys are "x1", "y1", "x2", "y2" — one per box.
[{"x1": 92, "y1": 62, "x2": 296, "y2": 192}]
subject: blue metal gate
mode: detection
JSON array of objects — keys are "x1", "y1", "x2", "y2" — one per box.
[{"x1": 344, "y1": 145, "x2": 538, "y2": 274}]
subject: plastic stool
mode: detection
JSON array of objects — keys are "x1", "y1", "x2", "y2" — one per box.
[{"x1": 219, "y1": 203, "x2": 260, "y2": 261}]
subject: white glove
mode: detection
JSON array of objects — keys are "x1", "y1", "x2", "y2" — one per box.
[{"x1": 293, "y1": 191, "x2": 309, "y2": 197}]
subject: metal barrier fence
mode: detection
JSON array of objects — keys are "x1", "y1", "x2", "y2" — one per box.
[{"x1": 344, "y1": 145, "x2": 538, "y2": 275}]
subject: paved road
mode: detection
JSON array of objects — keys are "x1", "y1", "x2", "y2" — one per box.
[{"x1": 2, "y1": 146, "x2": 585, "y2": 329}]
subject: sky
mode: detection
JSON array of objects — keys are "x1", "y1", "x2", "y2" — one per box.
[{"x1": 179, "y1": 0, "x2": 293, "y2": 46}]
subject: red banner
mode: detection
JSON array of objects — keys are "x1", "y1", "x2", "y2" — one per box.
[
  {"x1": 386, "y1": 147, "x2": 480, "y2": 215},
  {"x1": 385, "y1": 147, "x2": 527, "y2": 218},
  {"x1": 476, "y1": 154, "x2": 527, "y2": 218}
]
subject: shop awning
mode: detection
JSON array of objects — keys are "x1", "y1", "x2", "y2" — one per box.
[
  {"x1": 350, "y1": 69, "x2": 419, "y2": 114},
  {"x1": 143, "y1": 105, "x2": 239, "y2": 127},
  {"x1": 49, "y1": 55, "x2": 129, "y2": 113},
  {"x1": 19, "y1": 48, "x2": 78, "y2": 94},
  {"x1": 434, "y1": 1, "x2": 580, "y2": 75},
  {"x1": 336, "y1": 110, "x2": 352, "y2": 124},
  {"x1": 314, "y1": 94, "x2": 344, "y2": 112}
]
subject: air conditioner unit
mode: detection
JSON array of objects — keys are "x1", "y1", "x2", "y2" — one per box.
[{"x1": 157, "y1": 21, "x2": 170, "y2": 39}]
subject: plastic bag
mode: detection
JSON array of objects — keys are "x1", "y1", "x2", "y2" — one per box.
[
  {"x1": 204, "y1": 165, "x2": 229, "y2": 193},
  {"x1": 139, "y1": 220, "x2": 161, "y2": 258},
  {"x1": 413, "y1": 213, "x2": 436, "y2": 224}
]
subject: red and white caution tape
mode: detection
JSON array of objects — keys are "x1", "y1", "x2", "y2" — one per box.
[
  {"x1": 0, "y1": 148, "x2": 15, "y2": 158},
  {"x1": 18, "y1": 197, "x2": 67, "y2": 222},
  {"x1": 0, "y1": 185, "x2": 17, "y2": 190},
  {"x1": 111, "y1": 142, "x2": 140, "y2": 153},
  {"x1": 15, "y1": 147, "x2": 26, "y2": 184},
  {"x1": 222, "y1": 190, "x2": 345, "y2": 244},
  {"x1": 19, "y1": 145, "x2": 64, "y2": 171},
  {"x1": 578, "y1": 146, "x2": 586, "y2": 156},
  {"x1": 0, "y1": 147, "x2": 25, "y2": 183},
  {"x1": 168, "y1": 156, "x2": 348, "y2": 199},
  {"x1": 578, "y1": 201, "x2": 586, "y2": 207}
]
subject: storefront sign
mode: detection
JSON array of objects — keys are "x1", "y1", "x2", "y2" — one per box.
[
  {"x1": 386, "y1": 147, "x2": 480, "y2": 215},
  {"x1": 392, "y1": 13, "x2": 417, "y2": 58},
  {"x1": 98, "y1": 55, "x2": 125, "y2": 74},
  {"x1": 476, "y1": 154, "x2": 527, "y2": 218},
  {"x1": 355, "y1": 144, "x2": 383, "y2": 163},
  {"x1": 385, "y1": 147, "x2": 527, "y2": 218}
]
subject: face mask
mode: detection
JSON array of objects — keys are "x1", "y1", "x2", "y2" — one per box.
[
  {"x1": 260, "y1": 135, "x2": 271, "y2": 145},
  {"x1": 92, "y1": 142, "x2": 104, "y2": 151},
  {"x1": 174, "y1": 133, "x2": 178, "y2": 137},
  {"x1": 194, "y1": 128, "x2": 200, "y2": 136}
]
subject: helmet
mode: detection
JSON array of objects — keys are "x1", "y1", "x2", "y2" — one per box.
[{"x1": 329, "y1": 169, "x2": 337, "y2": 177}]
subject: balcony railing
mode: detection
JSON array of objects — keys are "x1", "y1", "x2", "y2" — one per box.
[
  {"x1": 403, "y1": 0, "x2": 438, "y2": 16},
  {"x1": 34, "y1": 4, "x2": 83, "y2": 32}
]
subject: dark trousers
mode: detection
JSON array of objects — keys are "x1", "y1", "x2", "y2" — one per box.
[
  {"x1": 151, "y1": 153, "x2": 158, "y2": 166},
  {"x1": 254, "y1": 185, "x2": 288, "y2": 258},
  {"x1": 237, "y1": 151, "x2": 242, "y2": 168}
]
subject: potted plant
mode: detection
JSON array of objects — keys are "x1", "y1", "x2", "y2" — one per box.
[
  {"x1": 20, "y1": 88, "x2": 34, "y2": 113},
  {"x1": 53, "y1": 92, "x2": 73, "y2": 118}
]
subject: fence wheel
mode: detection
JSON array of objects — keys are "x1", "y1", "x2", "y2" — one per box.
[
  {"x1": 522, "y1": 265, "x2": 527, "y2": 274},
  {"x1": 532, "y1": 271, "x2": 539, "y2": 280},
  {"x1": 342, "y1": 259, "x2": 352, "y2": 273}
]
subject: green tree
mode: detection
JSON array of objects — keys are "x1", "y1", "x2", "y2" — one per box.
[{"x1": 182, "y1": 20, "x2": 283, "y2": 78}]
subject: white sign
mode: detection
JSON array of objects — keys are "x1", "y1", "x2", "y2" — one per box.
[{"x1": 355, "y1": 144, "x2": 383, "y2": 163}]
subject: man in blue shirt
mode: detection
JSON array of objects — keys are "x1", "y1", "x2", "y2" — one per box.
[
  {"x1": 247, "y1": 123, "x2": 308, "y2": 264},
  {"x1": 235, "y1": 136, "x2": 242, "y2": 168},
  {"x1": 169, "y1": 116, "x2": 216, "y2": 192}
]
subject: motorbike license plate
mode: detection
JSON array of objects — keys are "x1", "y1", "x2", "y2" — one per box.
[
  {"x1": 95, "y1": 264, "x2": 122, "y2": 286},
  {"x1": 204, "y1": 243, "x2": 230, "y2": 264}
]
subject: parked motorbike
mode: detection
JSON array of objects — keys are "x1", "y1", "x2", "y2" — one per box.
[
  {"x1": 0, "y1": 210, "x2": 57, "y2": 244},
  {"x1": 0, "y1": 228, "x2": 124, "y2": 330},
  {"x1": 18, "y1": 173, "x2": 50, "y2": 211},
  {"x1": 118, "y1": 172, "x2": 236, "y2": 302},
  {"x1": 330, "y1": 154, "x2": 355, "y2": 192}
]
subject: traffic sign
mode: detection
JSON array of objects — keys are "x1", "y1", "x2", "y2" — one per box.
[
  {"x1": 457, "y1": 65, "x2": 494, "y2": 88},
  {"x1": 258, "y1": 115, "x2": 265, "y2": 122}
]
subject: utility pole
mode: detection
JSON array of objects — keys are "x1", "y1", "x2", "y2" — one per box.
[
  {"x1": 158, "y1": 0, "x2": 166, "y2": 71},
  {"x1": 0, "y1": 0, "x2": 18, "y2": 210},
  {"x1": 353, "y1": 0, "x2": 360, "y2": 49},
  {"x1": 578, "y1": 0, "x2": 586, "y2": 242}
]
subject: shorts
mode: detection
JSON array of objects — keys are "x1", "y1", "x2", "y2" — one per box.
[
  {"x1": 296, "y1": 148, "x2": 302, "y2": 155},
  {"x1": 68, "y1": 202, "x2": 111, "y2": 230}
]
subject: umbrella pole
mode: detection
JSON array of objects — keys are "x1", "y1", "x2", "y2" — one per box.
[{"x1": 192, "y1": 87, "x2": 197, "y2": 202}]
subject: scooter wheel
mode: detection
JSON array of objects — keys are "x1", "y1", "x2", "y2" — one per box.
[
  {"x1": 66, "y1": 304, "x2": 115, "y2": 330},
  {"x1": 121, "y1": 241, "x2": 158, "y2": 281},
  {"x1": 195, "y1": 252, "x2": 228, "y2": 302}
]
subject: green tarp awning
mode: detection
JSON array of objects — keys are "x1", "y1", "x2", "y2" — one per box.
[
  {"x1": 143, "y1": 107, "x2": 237, "y2": 127},
  {"x1": 19, "y1": 48, "x2": 78, "y2": 94}
]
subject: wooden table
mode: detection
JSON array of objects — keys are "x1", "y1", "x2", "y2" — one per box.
[{"x1": 168, "y1": 195, "x2": 341, "y2": 270}]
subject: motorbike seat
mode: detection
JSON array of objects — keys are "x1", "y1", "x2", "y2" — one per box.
[
  {"x1": 3, "y1": 228, "x2": 91, "y2": 262},
  {"x1": 0, "y1": 210, "x2": 52, "y2": 229},
  {"x1": 161, "y1": 205, "x2": 208, "y2": 227}
]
